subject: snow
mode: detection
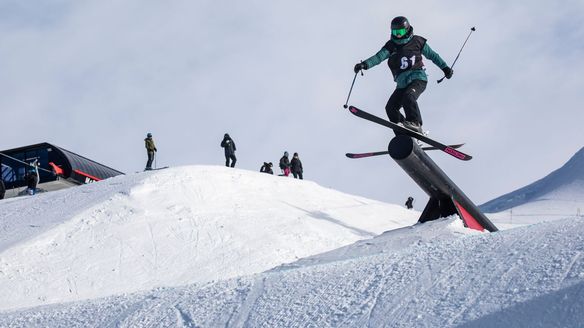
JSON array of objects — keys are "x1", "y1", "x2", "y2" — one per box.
[
  {"x1": 1, "y1": 165, "x2": 584, "y2": 327},
  {"x1": 0, "y1": 166, "x2": 417, "y2": 311},
  {"x1": 480, "y1": 147, "x2": 584, "y2": 213}
]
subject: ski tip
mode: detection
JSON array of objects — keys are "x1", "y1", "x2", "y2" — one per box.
[
  {"x1": 346, "y1": 152, "x2": 378, "y2": 159},
  {"x1": 444, "y1": 147, "x2": 472, "y2": 161},
  {"x1": 347, "y1": 105, "x2": 358, "y2": 113}
]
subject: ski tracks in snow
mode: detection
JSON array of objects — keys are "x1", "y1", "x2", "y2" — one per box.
[
  {"x1": 227, "y1": 276, "x2": 266, "y2": 327},
  {"x1": 3, "y1": 217, "x2": 584, "y2": 327}
]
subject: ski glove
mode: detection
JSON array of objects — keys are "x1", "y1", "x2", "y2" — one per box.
[
  {"x1": 354, "y1": 62, "x2": 368, "y2": 74},
  {"x1": 442, "y1": 66, "x2": 453, "y2": 79}
]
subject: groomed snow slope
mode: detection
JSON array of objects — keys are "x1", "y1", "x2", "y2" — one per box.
[
  {"x1": 2, "y1": 217, "x2": 583, "y2": 328},
  {"x1": 0, "y1": 166, "x2": 418, "y2": 311}
]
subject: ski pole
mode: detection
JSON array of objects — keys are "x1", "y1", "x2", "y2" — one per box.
[
  {"x1": 437, "y1": 27, "x2": 476, "y2": 84},
  {"x1": 0, "y1": 152, "x2": 53, "y2": 174},
  {"x1": 343, "y1": 62, "x2": 364, "y2": 109}
]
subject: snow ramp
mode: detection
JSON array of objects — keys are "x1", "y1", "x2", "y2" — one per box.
[{"x1": 0, "y1": 165, "x2": 417, "y2": 311}]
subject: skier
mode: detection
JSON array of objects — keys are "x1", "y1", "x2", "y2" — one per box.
[
  {"x1": 260, "y1": 162, "x2": 274, "y2": 174},
  {"x1": 221, "y1": 133, "x2": 237, "y2": 167},
  {"x1": 279, "y1": 151, "x2": 291, "y2": 176},
  {"x1": 353, "y1": 16, "x2": 453, "y2": 134},
  {"x1": 290, "y1": 152, "x2": 303, "y2": 180},
  {"x1": 405, "y1": 196, "x2": 414, "y2": 209},
  {"x1": 144, "y1": 133, "x2": 157, "y2": 170}
]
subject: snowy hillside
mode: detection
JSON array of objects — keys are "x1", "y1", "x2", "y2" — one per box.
[
  {"x1": 0, "y1": 166, "x2": 417, "y2": 311},
  {"x1": 1, "y1": 165, "x2": 584, "y2": 327},
  {"x1": 2, "y1": 217, "x2": 584, "y2": 328},
  {"x1": 481, "y1": 147, "x2": 584, "y2": 214}
]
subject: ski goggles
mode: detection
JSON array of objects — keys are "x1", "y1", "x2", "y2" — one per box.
[{"x1": 391, "y1": 27, "x2": 408, "y2": 37}]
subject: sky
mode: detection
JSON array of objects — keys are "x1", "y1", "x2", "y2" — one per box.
[{"x1": 1, "y1": 0, "x2": 583, "y2": 207}]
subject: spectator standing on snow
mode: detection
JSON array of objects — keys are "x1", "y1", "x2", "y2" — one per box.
[
  {"x1": 279, "y1": 151, "x2": 291, "y2": 176},
  {"x1": 260, "y1": 162, "x2": 274, "y2": 174},
  {"x1": 221, "y1": 133, "x2": 237, "y2": 167},
  {"x1": 144, "y1": 133, "x2": 157, "y2": 171},
  {"x1": 26, "y1": 160, "x2": 39, "y2": 195},
  {"x1": 405, "y1": 196, "x2": 414, "y2": 209},
  {"x1": 290, "y1": 152, "x2": 303, "y2": 180}
]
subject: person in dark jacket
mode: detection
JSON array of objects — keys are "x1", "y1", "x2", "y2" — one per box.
[
  {"x1": 279, "y1": 151, "x2": 291, "y2": 176},
  {"x1": 0, "y1": 179, "x2": 5, "y2": 200},
  {"x1": 26, "y1": 160, "x2": 39, "y2": 195},
  {"x1": 405, "y1": 196, "x2": 414, "y2": 209},
  {"x1": 353, "y1": 16, "x2": 453, "y2": 134},
  {"x1": 144, "y1": 133, "x2": 157, "y2": 170},
  {"x1": 260, "y1": 162, "x2": 274, "y2": 174},
  {"x1": 290, "y1": 152, "x2": 303, "y2": 180},
  {"x1": 221, "y1": 133, "x2": 237, "y2": 167}
]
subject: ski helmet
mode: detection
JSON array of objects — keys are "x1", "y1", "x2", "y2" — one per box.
[
  {"x1": 391, "y1": 16, "x2": 412, "y2": 39},
  {"x1": 147, "y1": 133, "x2": 152, "y2": 138}
]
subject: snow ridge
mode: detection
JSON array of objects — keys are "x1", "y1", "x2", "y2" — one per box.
[{"x1": 481, "y1": 147, "x2": 584, "y2": 212}]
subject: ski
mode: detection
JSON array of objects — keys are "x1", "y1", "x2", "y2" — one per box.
[
  {"x1": 150, "y1": 166, "x2": 169, "y2": 171},
  {"x1": 346, "y1": 143, "x2": 465, "y2": 159},
  {"x1": 346, "y1": 151, "x2": 389, "y2": 159},
  {"x1": 348, "y1": 106, "x2": 472, "y2": 161},
  {"x1": 140, "y1": 166, "x2": 170, "y2": 173}
]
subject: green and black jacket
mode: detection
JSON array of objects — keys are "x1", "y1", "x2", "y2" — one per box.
[{"x1": 363, "y1": 34, "x2": 448, "y2": 89}]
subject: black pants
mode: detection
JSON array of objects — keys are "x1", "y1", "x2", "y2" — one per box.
[
  {"x1": 292, "y1": 172, "x2": 303, "y2": 180},
  {"x1": 385, "y1": 80, "x2": 427, "y2": 125},
  {"x1": 146, "y1": 151, "x2": 155, "y2": 169},
  {"x1": 225, "y1": 154, "x2": 237, "y2": 167}
]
